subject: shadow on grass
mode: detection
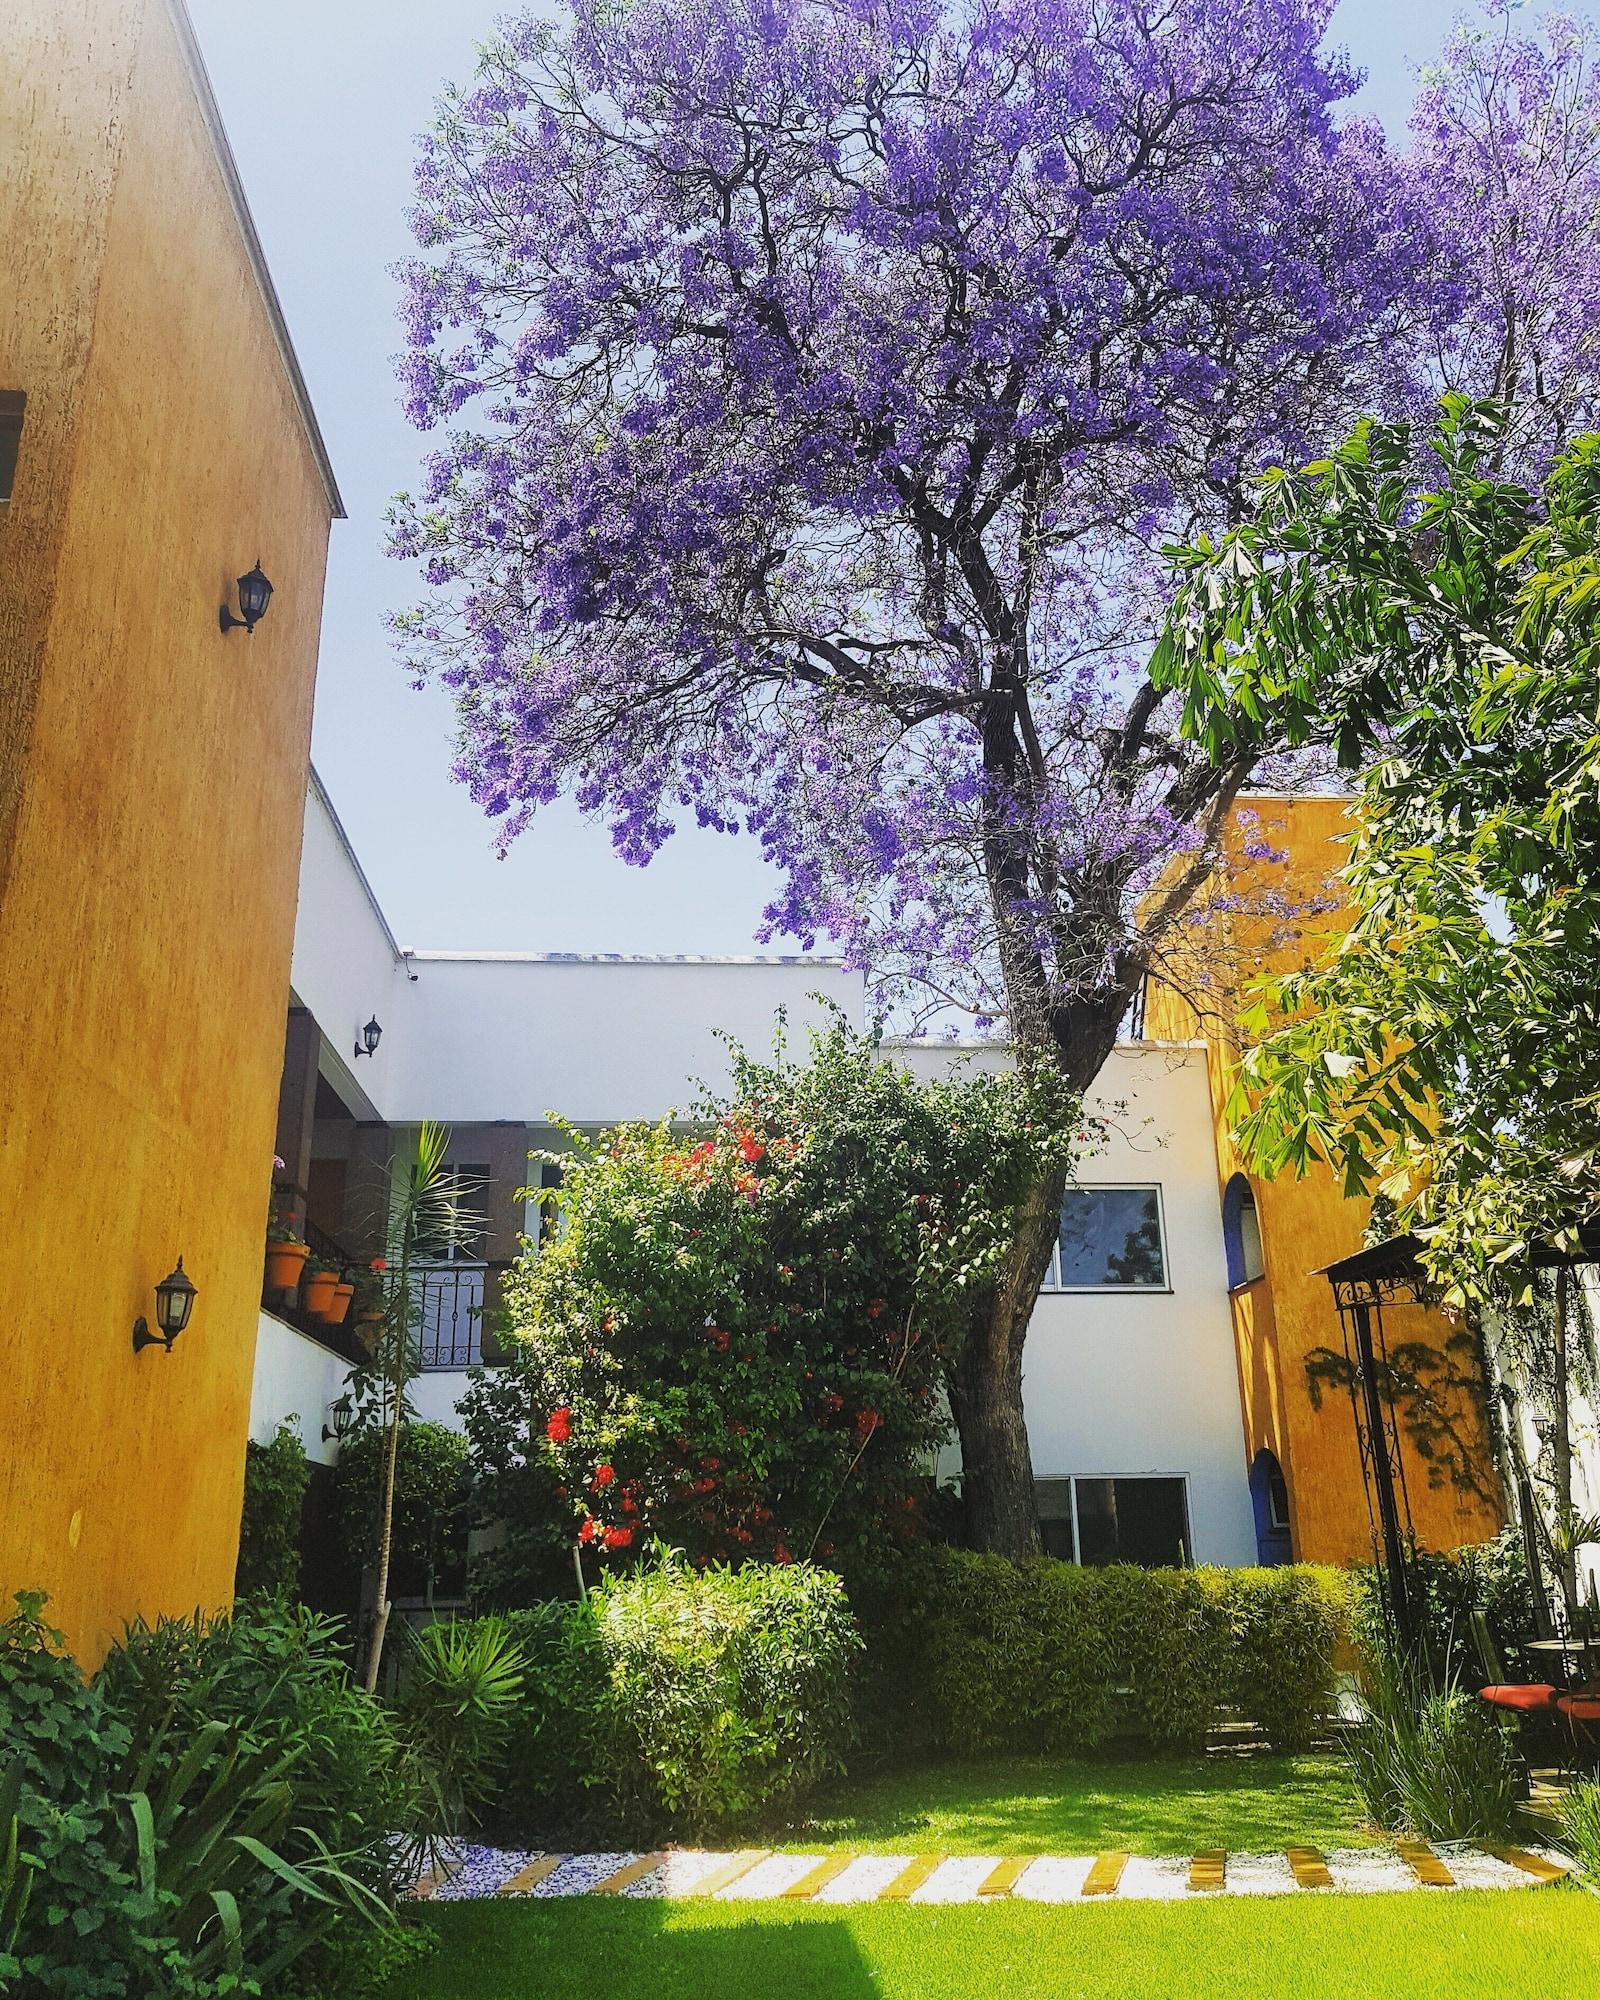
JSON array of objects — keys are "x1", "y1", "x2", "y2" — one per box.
[{"x1": 398, "y1": 1898, "x2": 881, "y2": 2000}]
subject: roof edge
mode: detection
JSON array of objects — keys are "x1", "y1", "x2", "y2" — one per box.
[
  {"x1": 403, "y1": 949, "x2": 853, "y2": 967},
  {"x1": 307, "y1": 767, "x2": 405, "y2": 962},
  {"x1": 166, "y1": 0, "x2": 346, "y2": 519}
]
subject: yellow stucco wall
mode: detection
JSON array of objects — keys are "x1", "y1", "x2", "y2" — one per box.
[
  {"x1": 1147, "y1": 796, "x2": 1503, "y2": 1564},
  {"x1": 0, "y1": 0, "x2": 334, "y2": 1662}
]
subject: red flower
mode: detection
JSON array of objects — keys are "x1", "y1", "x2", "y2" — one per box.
[
  {"x1": 737, "y1": 1130, "x2": 765, "y2": 1164},
  {"x1": 593, "y1": 1463, "x2": 616, "y2": 1488},
  {"x1": 621, "y1": 1494, "x2": 637, "y2": 1515},
  {"x1": 602, "y1": 1525, "x2": 634, "y2": 1550},
  {"x1": 774, "y1": 1545, "x2": 792, "y2": 1565},
  {"x1": 855, "y1": 1408, "x2": 881, "y2": 1439},
  {"x1": 553, "y1": 1483, "x2": 569, "y2": 1499},
  {"x1": 545, "y1": 1407, "x2": 572, "y2": 1443},
  {"x1": 823, "y1": 1391, "x2": 844, "y2": 1413},
  {"x1": 369, "y1": 1257, "x2": 388, "y2": 1272},
  {"x1": 693, "y1": 1475, "x2": 717, "y2": 1495},
  {"x1": 700, "y1": 1455, "x2": 721, "y2": 1471},
  {"x1": 867, "y1": 1298, "x2": 886, "y2": 1317},
  {"x1": 577, "y1": 1519, "x2": 596, "y2": 1544}
]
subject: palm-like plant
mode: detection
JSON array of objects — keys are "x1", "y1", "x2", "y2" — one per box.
[{"x1": 360, "y1": 1123, "x2": 478, "y2": 1693}]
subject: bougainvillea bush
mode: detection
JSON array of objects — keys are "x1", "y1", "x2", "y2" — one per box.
[{"x1": 461, "y1": 1023, "x2": 1082, "y2": 1599}]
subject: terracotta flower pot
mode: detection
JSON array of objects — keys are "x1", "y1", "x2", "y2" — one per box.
[
  {"x1": 265, "y1": 1239, "x2": 310, "y2": 1291},
  {"x1": 301, "y1": 1268, "x2": 339, "y2": 1316},
  {"x1": 325, "y1": 1281, "x2": 356, "y2": 1326}
]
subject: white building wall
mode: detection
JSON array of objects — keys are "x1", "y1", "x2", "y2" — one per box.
[
  {"x1": 249, "y1": 1310, "x2": 352, "y2": 1467},
  {"x1": 289, "y1": 774, "x2": 412, "y2": 1108},
  {"x1": 260, "y1": 775, "x2": 1257, "y2": 1566},
  {"x1": 389, "y1": 954, "x2": 862, "y2": 1124},
  {"x1": 896, "y1": 1040, "x2": 1257, "y2": 1568}
]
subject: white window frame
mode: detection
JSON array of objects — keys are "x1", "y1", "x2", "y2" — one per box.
[
  {"x1": 1035, "y1": 1472, "x2": 1194, "y2": 1566},
  {"x1": 1042, "y1": 1181, "x2": 1171, "y2": 1293}
]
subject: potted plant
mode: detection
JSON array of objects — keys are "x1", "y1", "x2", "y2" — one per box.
[
  {"x1": 301, "y1": 1261, "x2": 340, "y2": 1318},
  {"x1": 351, "y1": 1260, "x2": 387, "y2": 1325},
  {"x1": 264, "y1": 1168, "x2": 310, "y2": 1291},
  {"x1": 326, "y1": 1275, "x2": 356, "y2": 1325}
]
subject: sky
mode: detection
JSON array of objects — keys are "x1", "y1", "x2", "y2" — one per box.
[{"x1": 187, "y1": 0, "x2": 1593, "y2": 955}]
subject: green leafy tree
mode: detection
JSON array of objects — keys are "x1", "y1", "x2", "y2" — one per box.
[
  {"x1": 235, "y1": 1421, "x2": 310, "y2": 1600},
  {"x1": 461, "y1": 1023, "x2": 1084, "y2": 1593},
  {"x1": 1156, "y1": 401, "x2": 1600, "y2": 1297}
]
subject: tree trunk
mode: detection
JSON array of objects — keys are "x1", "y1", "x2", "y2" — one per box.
[
  {"x1": 952, "y1": 1157, "x2": 1071, "y2": 1553},
  {"x1": 952, "y1": 993, "x2": 1130, "y2": 1554},
  {"x1": 1552, "y1": 1266, "x2": 1578, "y2": 1629},
  {"x1": 361, "y1": 1254, "x2": 409, "y2": 1695}
]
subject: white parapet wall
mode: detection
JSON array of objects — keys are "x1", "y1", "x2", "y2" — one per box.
[{"x1": 250, "y1": 1311, "x2": 354, "y2": 1468}]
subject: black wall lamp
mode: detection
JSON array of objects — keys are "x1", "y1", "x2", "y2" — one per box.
[
  {"x1": 353, "y1": 1016, "x2": 382, "y2": 1060},
  {"x1": 219, "y1": 560, "x2": 273, "y2": 634},
  {"x1": 132, "y1": 1258, "x2": 198, "y2": 1354},
  {"x1": 322, "y1": 1393, "x2": 354, "y2": 1444}
]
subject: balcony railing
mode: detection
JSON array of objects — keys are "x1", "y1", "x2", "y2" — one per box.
[{"x1": 415, "y1": 1261, "x2": 508, "y2": 1370}]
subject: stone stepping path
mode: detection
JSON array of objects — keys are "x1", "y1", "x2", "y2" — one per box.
[{"x1": 412, "y1": 1839, "x2": 1573, "y2": 1905}]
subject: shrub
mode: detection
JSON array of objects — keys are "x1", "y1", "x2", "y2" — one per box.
[
  {"x1": 236, "y1": 1420, "x2": 311, "y2": 1598},
  {"x1": 330, "y1": 1421, "x2": 471, "y2": 1601},
  {"x1": 1557, "y1": 1779, "x2": 1600, "y2": 1883},
  {"x1": 596, "y1": 1554, "x2": 861, "y2": 1830},
  {"x1": 462, "y1": 1022, "x2": 1076, "y2": 1594},
  {"x1": 1221, "y1": 1566, "x2": 1350, "y2": 1755},
  {"x1": 1344, "y1": 1636, "x2": 1519, "y2": 1842},
  {"x1": 489, "y1": 1603, "x2": 618, "y2": 1838},
  {"x1": 480, "y1": 1554, "x2": 859, "y2": 1838},
  {"x1": 1350, "y1": 1528, "x2": 1535, "y2": 1683},
  {"x1": 0, "y1": 1593, "x2": 407, "y2": 1998},
  {"x1": 861, "y1": 1550, "x2": 1348, "y2": 1758}
]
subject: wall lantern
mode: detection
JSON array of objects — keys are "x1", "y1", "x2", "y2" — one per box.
[
  {"x1": 353, "y1": 1015, "x2": 382, "y2": 1060},
  {"x1": 132, "y1": 1257, "x2": 198, "y2": 1354},
  {"x1": 219, "y1": 560, "x2": 273, "y2": 634},
  {"x1": 322, "y1": 1393, "x2": 355, "y2": 1444}
]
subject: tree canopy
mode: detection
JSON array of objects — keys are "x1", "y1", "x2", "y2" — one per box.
[{"x1": 1156, "y1": 401, "x2": 1600, "y2": 1298}]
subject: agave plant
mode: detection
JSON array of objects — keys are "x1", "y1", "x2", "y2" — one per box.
[{"x1": 393, "y1": 1617, "x2": 526, "y2": 1853}]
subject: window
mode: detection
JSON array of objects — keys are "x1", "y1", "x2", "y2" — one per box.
[
  {"x1": 1221, "y1": 1174, "x2": 1265, "y2": 1288},
  {"x1": 1035, "y1": 1478, "x2": 1075, "y2": 1562},
  {"x1": 0, "y1": 392, "x2": 23, "y2": 503},
  {"x1": 1046, "y1": 1185, "x2": 1167, "y2": 1289},
  {"x1": 1034, "y1": 1475, "x2": 1191, "y2": 1567}
]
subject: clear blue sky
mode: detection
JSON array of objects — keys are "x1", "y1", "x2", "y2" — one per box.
[{"x1": 187, "y1": 0, "x2": 1592, "y2": 953}]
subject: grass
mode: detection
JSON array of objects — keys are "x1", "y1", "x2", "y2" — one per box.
[
  {"x1": 392, "y1": 1892, "x2": 1600, "y2": 2000},
  {"x1": 762, "y1": 1752, "x2": 1379, "y2": 1854}
]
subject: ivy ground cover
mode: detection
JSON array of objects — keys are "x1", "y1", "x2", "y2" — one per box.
[{"x1": 394, "y1": 1893, "x2": 1600, "y2": 2000}]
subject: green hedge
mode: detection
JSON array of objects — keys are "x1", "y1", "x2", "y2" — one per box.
[
  {"x1": 235, "y1": 1421, "x2": 310, "y2": 1599},
  {"x1": 862, "y1": 1551, "x2": 1350, "y2": 1756},
  {"x1": 484, "y1": 1554, "x2": 861, "y2": 1838}
]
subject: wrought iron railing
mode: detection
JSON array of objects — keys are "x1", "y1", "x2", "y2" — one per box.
[{"x1": 415, "y1": 1261, "x2": 507, "y2": 1370}]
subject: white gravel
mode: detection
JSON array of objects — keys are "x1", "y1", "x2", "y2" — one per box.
[
  {"x1": 528, "y1": 1851, "x2": 640, "y2": 1897},
  {"x1": 410, "y1": 1841, "x2": 1566, "y2": 1904},
  {"x1": 1012, "y1": 1855, "x2": 1096, "y2": 1902},
  {"x1": 1222, "y1": 1851, "x2": 1301, "y2": 1897},
  {"x1": 911, "y1": 1857, "x2": 1002, "y2": 1903},
  {"x1": 1119, "y1": 1855, "x2": 1194, "y2": 1901},
  {"x1": 813, "y1": 1855, "x2": 913, "y2": 1903}
]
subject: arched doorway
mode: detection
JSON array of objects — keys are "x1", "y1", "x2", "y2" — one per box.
[{"x1": 1249, "y1": 1448, "x2": 1292, "y2": 1565}]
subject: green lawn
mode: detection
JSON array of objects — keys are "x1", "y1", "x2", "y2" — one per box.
[
  {"x1": 762, "y1": 1752, "x2": 1379, "y2": 1854},
  {"x1": 393, "y1": 1893, "x2": 1600, "y2": 2000}
]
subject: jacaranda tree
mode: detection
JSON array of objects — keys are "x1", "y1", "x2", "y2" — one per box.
[{"x1": 389, "y1": 0, "x2": 1531, "y2": 1549}]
